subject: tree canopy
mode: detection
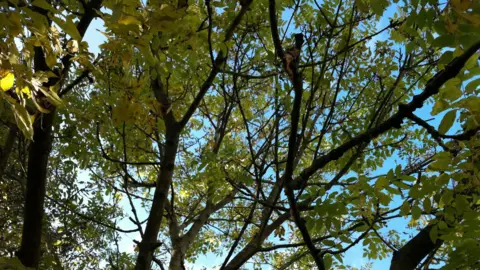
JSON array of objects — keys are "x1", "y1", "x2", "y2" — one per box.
[{"x1": 1, "y1": 0, "x2": 480, "y2": 269}]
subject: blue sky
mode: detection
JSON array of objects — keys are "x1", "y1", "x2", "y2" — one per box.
[{"x1": 77, "y1": 2, "x2": 459, "y2": 269}]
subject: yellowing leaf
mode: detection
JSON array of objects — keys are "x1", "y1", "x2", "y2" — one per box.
[
  {"x1": 1, "y1": 72, "x2": 15, "y2": 91},
  {"x1": 16, "y1": 86, "x2": 31, "y2": 98},
  {"x1": 41, "y1": 87, "x2": 63, "y2": 107},
  {"x1": 6, "y1": 98, "x2": 34, "y2": 139},
  {"x1": 7, "y1": 11, "x2": 22, "y2": 35},
  {"x1": 67, "y1": 40, "x2": 79, "y2": 53},
  {"x1": 444, "y1": 17, "x2": 457, "y2": 34},
  {"x1": 432, "y1": 99, "x2": 448, "y2": 115},
  {"x1": 52, "y1": 16, "x2": 82, "y2": 41},
  {"x1": 118, "y1": 15, "x2": 141, "y2": 26},
  {"x1": 46, "y1": 53, "x2": 57, "y2": 69},
  {"x1": 438, "y1": 110, "x2": 457, "y2": 134},
  {"x1": 451, "y1": 0, "x2": 471, "y2": 12}
]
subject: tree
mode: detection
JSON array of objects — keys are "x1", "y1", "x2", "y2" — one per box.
[{"x1": 1, "y1": 0, "x2": 480, "y2": 269}]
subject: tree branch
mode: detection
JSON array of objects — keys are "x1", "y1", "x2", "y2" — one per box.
[{"x1": 291, "y1": 41, "x2": 480, "y2": 190}]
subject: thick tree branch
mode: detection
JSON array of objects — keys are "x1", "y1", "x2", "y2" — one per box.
[
  {"x1": 291, "y1": 41, "x2": 480, "y2": 190},
  {"x1": 390, "y1": 224, "x2": 443, "y2": 270},
  {"x1": 269, "y1": 0, "x2": 324, "y2": 267}
]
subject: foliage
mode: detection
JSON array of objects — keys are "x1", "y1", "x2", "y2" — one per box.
[{"x1": 0, "y1": 0, "x2": 480, "y2": 269}]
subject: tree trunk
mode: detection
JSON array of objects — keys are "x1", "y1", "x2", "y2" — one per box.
[
  {"x1": 168, "y1": 243, "x2": 186, "y2": 270},
  {"x1": 390, "y1": 224, "x2": 443, "y2": 270},
  {"x1": 135, "y1": 129, "x2": 179, "y2": 270},
  {"x1": 17, "y1": 111, "x2": 55, "y2": 268},
  {"x1": 14, "y1": 1, "x2": 100, "y2": 266},
  {"x1": 223, "y1": 213, "x2": 289, "y2": 270}
]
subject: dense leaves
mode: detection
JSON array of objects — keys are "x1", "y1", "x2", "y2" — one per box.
[{"x1": 1, "y1": 0, "x2": 480, "y2": 269}]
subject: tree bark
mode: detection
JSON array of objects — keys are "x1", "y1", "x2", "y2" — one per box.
[
  {"x1": 15, "y1": 0, "x2": 101, "y2": 264},
  {"x1": 223, "y1": 213, "x2": 289, "y2": 270},
  {"x1": 135, "y1": 128, "x2": 179, "y2": 270},
  {"x1": 168, "y1": 191, "x2": 236, "y2": 270},
  {"x1": 390, "y1": 224, "x2": 443, "y2": 270},
  {"x1": 169, "y1": 243, "x2": 186, "y2": 270},
  {"x1": 17, "y1": 111, "x2": 56, "y2": 268}
]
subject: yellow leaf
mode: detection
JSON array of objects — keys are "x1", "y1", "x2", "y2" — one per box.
[
  {"x1": 118, "y1": 15, "x2": 141, "y2": 26},
  {"x1": 1, "y1": 72, "x2": 15, "y2": 91},
  {"x1": 16, "y1": 86, "x2": 32, "y2": 98}
]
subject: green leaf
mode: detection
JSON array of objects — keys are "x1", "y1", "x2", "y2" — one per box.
[
  {"x1": 400, "y1": 175, "x2": 416, "y2": 181},
  {"x1": 395, "y1": 165, "x2": 402, "y2": 177},
  {"x1": 455, "y1": 195, "x2": 470, "y2": 213},
  {"x1": 432, "y1": 99, "x2": 448, "y2": 115},
  {"x1": 441, "y1": 78, "x2": 463, "y2": 101},
  {"x1": 354, "y1": 224, "x2": 369, "y2": 232},
  {"x1": 429, "y1": 225, "x2": 438, "y2": 242},
  {"x1": 432, "y1": 35, "x2": 456, "y2": 48},
  {"x1": 438, "y1": 51, "x2": 454, "y2": 65},
  {"x1": 423, "y1": 198, "x2": 432, "y2": 213},
  {"x1": 464, "y1": 52, "x2": 479, "y2": 69},
  {"x1": 408, "y1": 186, "x2": 421, "y2": 199},
  {"x1": 323, "y1": 239, "x2": 335, "y2": 246},
  {"x1": 406, "y1": 41, "x2": 415, "y2": 53},
  {"x1": 438, "y1": 110, "x2": 457, "y2": 134},
  {"x1": 324, "y1": 255, "x2": 333, "y2": 269},
  {"x1": 438, "y1": 174, "x2": 450, "y2": 185},
  {"x1": 387, "y1": 169, "x2": 395, "y2": 180},
  {"x1": 465, "y1": 78, "x2": 480, "y2": 94},
  {"x1": 400, "y1": 201, "x2": 410, "y2": 216},
  {"x1": 38, "y1": 87, "x2": 63, "y2": 107},
  {"x1": 411, "y1": 205, "x2": 422, "y2": 220},
  {"x1": 32, "y1": 0, "x2": 55, "y2": 12},
  {"x1": 440, "y1": 190, "x2": 454, "y2": 207},
  {"x1": 378, "y1": 191, "x2": 392, "y2": 206},
  {"x1": 375, "y1": 177, "x2": 389, "y2": 190}
]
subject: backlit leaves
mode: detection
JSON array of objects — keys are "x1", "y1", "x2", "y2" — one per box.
[
  {"x1": 1, "y1": 0, "x2": 479, "y2": 269},
  {"x1": 439, "y1": 110, "x2": 457, "y2": 134},
  {"x1": 0, "y1": 72, "x2": 14, "y2": 91}
]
